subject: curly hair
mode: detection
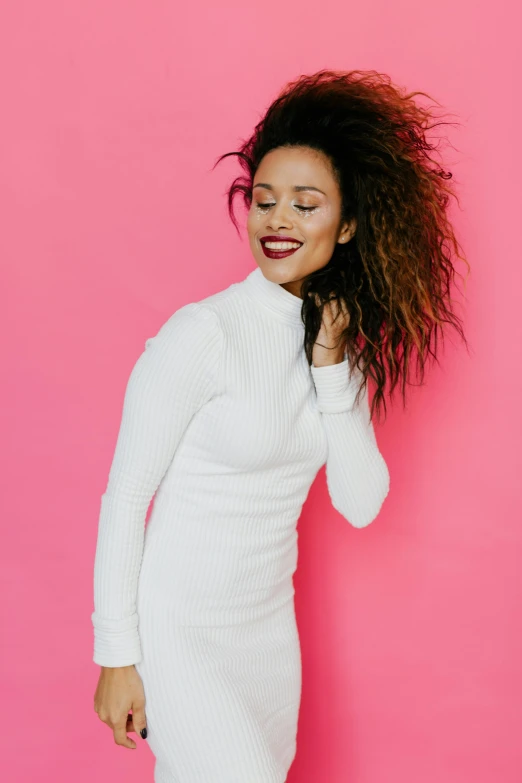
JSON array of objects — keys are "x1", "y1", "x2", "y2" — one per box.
[{"x1": 213, "y1": 69, "x2": 471, "y2": 422}]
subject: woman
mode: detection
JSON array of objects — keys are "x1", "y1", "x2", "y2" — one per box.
[{"x1": 92, "y1": 69, "x2": 469, "y2": 782}]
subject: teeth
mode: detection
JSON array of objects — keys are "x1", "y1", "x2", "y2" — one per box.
[{"x1": 263, "y1": 241, "x2": 301, "y2": 250}]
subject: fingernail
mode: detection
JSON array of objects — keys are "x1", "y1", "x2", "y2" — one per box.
[{"x1": 140, "y1": 727, "x2": 148, "y2": 739}]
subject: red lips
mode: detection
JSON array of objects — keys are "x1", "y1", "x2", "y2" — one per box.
[{"x1": 260, "y1": 236, "x2": 303, "y2": 260}]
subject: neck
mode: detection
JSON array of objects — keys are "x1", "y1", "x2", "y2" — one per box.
[
  {"x1": 242, "y1": 266, "x2": 305, "y2": 328},
  {"x1": 279, "y1": 279, "x2": 304, "y2": 299}
]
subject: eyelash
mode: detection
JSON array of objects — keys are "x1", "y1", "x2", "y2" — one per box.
[{"x1": 255, "y1": 202, "x2": 317, "y2": 213}]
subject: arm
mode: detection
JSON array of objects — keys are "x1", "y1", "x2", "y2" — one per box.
[
  {"x1": 91, "y1": 302, "x2": 222, "y2": 667},
  {"x1": 310, "y1": 356, "x2": 390, "y2": 528}
]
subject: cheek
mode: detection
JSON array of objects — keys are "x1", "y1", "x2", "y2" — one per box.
[
  {"x1": 246, "y1": 207, "x2": 260, "y2": 234},
  {"x1": 304, "y1": 214, "x2": 338, "y2": 244},
  {"x1": 246, "y1": 213, "x2": 262, "y2": 250},
  {"x1": 246, "y1": 212, "x2": 255, "y2": 238}
]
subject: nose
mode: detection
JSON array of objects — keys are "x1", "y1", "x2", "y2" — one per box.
[{"x1": 266, "y1": 200, "x2": 293, "y2": 231}]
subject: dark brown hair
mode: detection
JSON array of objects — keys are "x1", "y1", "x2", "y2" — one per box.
[{"x1": 214, "y1": 69, "x2": 471, "y2": 422}]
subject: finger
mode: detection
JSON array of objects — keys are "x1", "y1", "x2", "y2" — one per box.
[
  {"x1": 340, "y1": 300, "x2": 351, "y2": 319},
  {"x1": 113, "y1": 722, "x2": 137, "y2": 750},
  {"x1": 131, "y1": 704, "x2": 148, "y2": 739}
]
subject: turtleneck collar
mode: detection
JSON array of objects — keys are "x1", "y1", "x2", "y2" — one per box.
[{"x1": 242, "y1": 266, "x2": 305, "y2": 329}]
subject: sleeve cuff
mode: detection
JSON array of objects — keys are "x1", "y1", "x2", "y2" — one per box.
[
  {"x1": 91, "y1": 612, "x2": 142, "y2": 667},
  {"x1": 310, "y1": 357, "x2": 362, "y2": 413}
]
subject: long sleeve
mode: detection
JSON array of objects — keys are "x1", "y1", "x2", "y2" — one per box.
[
  {"x1": 91, "y1": 302, "x2": 223, "y2": 667},
  {"x1": 310, "y1": 357, "x2": 390, "y2": 528}
]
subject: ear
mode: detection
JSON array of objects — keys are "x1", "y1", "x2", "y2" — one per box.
[{"x1": 337, "y1": 217, "x2": 357, "y2": 244}]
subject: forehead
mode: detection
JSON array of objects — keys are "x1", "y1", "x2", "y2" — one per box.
[{"x1": 254, "y1": 146, "x2": 337, "y2": 192}]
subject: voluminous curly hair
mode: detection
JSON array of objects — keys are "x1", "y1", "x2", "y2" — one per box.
[{"x1": 214, "y1": 69, "x2": 470, "y2": 422}]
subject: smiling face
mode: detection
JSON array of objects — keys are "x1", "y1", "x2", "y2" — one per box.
[{"x1": 247, "y1": 145, "x2": 356, "y2": 298}]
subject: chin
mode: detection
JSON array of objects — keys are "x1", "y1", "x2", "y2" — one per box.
[{"x1": 259, "y1": 263, "x2": 299, "y2": 284}]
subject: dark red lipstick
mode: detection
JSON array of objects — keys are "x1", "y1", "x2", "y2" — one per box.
[{"x1": 260, "y1": 235, "x2": 303, "y2": 260}]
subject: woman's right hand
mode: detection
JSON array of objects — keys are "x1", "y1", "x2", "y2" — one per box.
[{"x1": 94, "y1": 665, "x2": 148, "y2": 749}]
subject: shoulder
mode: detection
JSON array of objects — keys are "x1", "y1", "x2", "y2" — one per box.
[
  {"x1": 146, "y1": 301, "x2": 222, "y2": 350},
  {"x1": 127, "y1": 302, "x2": 223, "y2": 397},
  {"x1": 127, "y1": 301, "x2": 220, "y2": 382},
  {"x1": 142, "y1": 278, "x2": 241, "y2": 371}
]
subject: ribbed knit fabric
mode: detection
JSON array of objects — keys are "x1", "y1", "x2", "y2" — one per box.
[{"x1": 91, "y1": 265, "x2": 390, "y2": 782}]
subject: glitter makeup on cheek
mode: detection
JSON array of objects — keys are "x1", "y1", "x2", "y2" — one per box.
[{"x1": 297, "y1": 207, "x2": 319, "y2": 219}]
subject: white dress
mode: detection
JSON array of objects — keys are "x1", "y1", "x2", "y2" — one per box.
[{"x1": 91, "y1": 265, "x2": 390, "y2": 782}]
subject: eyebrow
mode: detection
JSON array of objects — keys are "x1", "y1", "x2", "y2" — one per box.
[{"x1": 252, "y1": 183, "x2": 327, "y2": 196}]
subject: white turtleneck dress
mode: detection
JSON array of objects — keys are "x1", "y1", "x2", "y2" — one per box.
[{"x1": 91, "y1": 265, "x2": 390, "y2": 783}]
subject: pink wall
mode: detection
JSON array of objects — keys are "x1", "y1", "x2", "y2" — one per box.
[{"x1": 2, "y1": 1, "x2": 521, "y2": 781}]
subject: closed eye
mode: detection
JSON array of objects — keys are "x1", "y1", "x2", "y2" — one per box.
[{"x1": 255, "y1": 202, "x2": 317, "y2": 213}]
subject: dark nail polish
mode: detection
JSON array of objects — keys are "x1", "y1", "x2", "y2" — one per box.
[{"x1": 140, "y1": 727, "x2": 148, "y2": 739}]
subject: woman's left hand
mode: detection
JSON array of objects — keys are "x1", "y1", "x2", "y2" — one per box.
[{"x1": 311, "y1": 295, "x2": 351, "y2": 368}]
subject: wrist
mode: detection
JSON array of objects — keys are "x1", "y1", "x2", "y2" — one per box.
[
  {"x1": 311, "y1": 344, "x2": 346, "y2": 367},
  {"x1": 310, "y1": 355, "x2": 362, "y2": 413}
]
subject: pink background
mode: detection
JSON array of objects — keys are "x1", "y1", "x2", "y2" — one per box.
[{"x1": 2, "y1": 1, "x2": 521, "y2": 781}]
